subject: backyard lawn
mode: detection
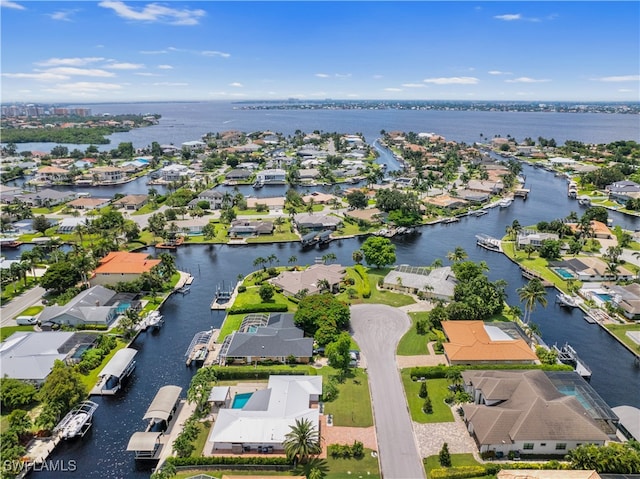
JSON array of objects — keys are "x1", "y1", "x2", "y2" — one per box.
[
  {"x1": 318, "y1": 367, "x2": 373, "y2": 427},
  {"x1": 401, "y1": 370, "x2": 454, "y2": 423},
  {"x1": 0, "y1": 325, "x2": 35, "y2": 341},
  {"x1": 605, "y1": 322, "x2": 640, "y2": 355},
  {"x1": 363, "y1": 271, "x2": 416, "y2": 308},
  {"x1": 397, "y1": 312, "x2": 431, "y2": 356}
]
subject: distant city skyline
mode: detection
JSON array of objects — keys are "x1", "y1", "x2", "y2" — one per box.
[{"x1": 1, "y1": 1, "x2": 639, "y2": 103}]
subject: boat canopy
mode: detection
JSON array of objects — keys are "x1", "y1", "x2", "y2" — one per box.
[
  {"x1": 99, "y1": 348, "x2": 137, "y2": 378},
  {"x1": 126, "y1": 431, "x2": 162, "y2": 452},
  {"x1": 143, "y1": 385, "x2": 182, "y2": 422}
]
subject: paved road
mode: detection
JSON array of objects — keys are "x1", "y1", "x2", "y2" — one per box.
[
  {"x1": 0, "y1": 286, "x2": 45, "y2": 326},
  {"x1": 350, "y1": 304, "x2": 426, "y2": 479}
]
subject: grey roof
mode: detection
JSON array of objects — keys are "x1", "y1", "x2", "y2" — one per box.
[
  {"x1": 99, "y1": 348, "x2": 137, "y2": 378},
  {"x1": 225, "y1": 168, "x2": 252, "y2": 179},
  {"x1": 18, "y1": 188, "x2": 74, "y2": 202},
  {"x1": 294, "y1": 212, "x2": 342, "y2": 228},
  {"x1": 462, "y1": 370, "x2": 609, "y2": 445},
  {"x1": 38, "y1": 285, "x2": 117, "y2": 325},
  {"x1": 198, "y1": 189, "x2": 224, "y2": 199},
  {"x1": 126, "y1": 431, "x2": 161, "y2": 452},
  {"x1": 0, "y1": 331, "x2": 76, "y2": 382},
  {"x1": 384, "y1": 266, "x2": 456, "y2": 298},
  {"x1": 225, "y1": 313, "x2": 313, "y2": 359},
  {"x1": 143, "y1": 385, "x2": 182, "y2": 422}
]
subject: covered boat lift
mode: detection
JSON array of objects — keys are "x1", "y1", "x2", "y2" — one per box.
[
  {"x1": 143, "y1": 385, "x2": 182, "y2": 431},
  {"x1": 126, "y1": 431, "x2": 162, "y2": 459},
  {"x1": 94, "y1": 348, "x2": 137, "y2": 395}
]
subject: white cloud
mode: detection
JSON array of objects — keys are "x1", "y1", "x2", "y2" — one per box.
[
  {"x1": 201, "y1": 50, "x2": 231, "y2": 58},
  {"x1": 106, "y1": 62, "x2": 145, "y2": 70},
  {"x1": 152, "y1": 82, "x2": 188, "y2": 86},
  {"x1": 593, "y1": 75, "x2": 640, "y2": 82},
  {"x1": 140, "y1": 49, "x2": 169, "y2": 55},
  {"x1": 618, "y1": 89, "x2": 634, "y2": 92},
  {"x1": 384, "y1": 88, "x2": 403, "y2": 92},
  {"x1": 45, "y1": 67, "x2": 116, "y2": 77},
  {"x1": 334, "y1": 73, "x2": 352, "y2": 79},
  {"x1": 315, "y1": 73, "x2": 330, "y2": 78},
  {"x1": 423, "y1": 76, "x2": 479, "y2": 85},
  {"x1": 48, "y1": 10, "x2": 78, "y2": 21},
  {"x1": 488, "y1": 70, "x2": 512, "y2": 75},
  {"x1": 494, "y1": 13, "x2": 522, "y2": 21},
  {"x1": 1, "y1": 0, "x2": 25, "y2": 10},
  {"x1": 36, "y1": 57, "x2": 105, "y2": 67},
  {"x1": 157, "y1": 64, "x2": 173, "y2": 70},
  {"x1": 134, "y1": 72, "x2": 160, "y2": 77},
  {"x1": 51, "y1": 82, "x2": 124, "y2": 92},
  {"x1": 229, "y1": 82, "x2": 243, "y2": 87},
  {"x1": 2, "y1": 72, "x2": 69, "y2": 81},
  {"x1": 98, "y1": 1, "x2": 205, "y2": 25},
  {"x1": 505, "y1": 77, "x2": 550, "y2": 83},
  {"x1": 401, "y1": 83, "x2": 426, "y2": 88}
]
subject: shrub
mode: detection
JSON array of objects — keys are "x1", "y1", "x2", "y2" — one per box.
[
  {"x1": 354, "y1": 265, "x2": 371, "y2": 298},
  {"x1": 419, "y1": 381, "x2": 428, "y2": 398},
  {"x1": 429, "y1": 466, "x2": 490, "y2": 479},
  {"x1": 227, "y1": 304, "x2": 288, "y2": 314},
  {"x1": 423, "y1": 397, "x2": 433, "y2": 414},
  {"x1": 237, "y1": 285, "x2": 247, "y2": 293},
  {"x1": 166, "y1": 456, "x2": 292, "y2": 466},
  {"x1": 439, "y1": 442, "x2": 452, "y2": 467}
]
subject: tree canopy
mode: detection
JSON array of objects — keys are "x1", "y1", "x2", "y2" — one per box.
[
  {"x1": 361, "y1": 236, "x2": 396, "y2": 268},
  {"x1": 293, "y1": 293, "x2": 350, "y2": 341}
]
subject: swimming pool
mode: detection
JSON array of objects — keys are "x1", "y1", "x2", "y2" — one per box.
[
  {"x1": 553, "y1": 267, "x2": 575, "y2": 279},
  {"x1": 232, "y1": 392, "x2": 253, "y2": 409},
  {"x1": 595, "y1": 293, "x2": 613, "y2": 302}
]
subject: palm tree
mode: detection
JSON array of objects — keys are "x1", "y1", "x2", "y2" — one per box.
[
  {"x1": 316, "y1": 278, "x2": 330, "y2": 292},
  {"x1": 283, "y1": 418, "x2": 321, "y2": 464},
  {"x1": 352, "y1": 250, "x2": 363, "y2": 264},
  {"x1": 288, "y1": 255, "x2": 298, "y2": 266},
  {"x1": 517, "y1": 278, "x2": 548, "y2": 324},
  {"x1": 446, "y1": 246, "x2": 467, "y2": 263}
]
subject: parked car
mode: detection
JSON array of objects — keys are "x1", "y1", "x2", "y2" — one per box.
[{"x1": 15, "y1": 316, "x2": 38, "y2": 325}]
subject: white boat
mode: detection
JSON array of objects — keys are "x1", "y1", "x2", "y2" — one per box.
[
  {"x1": 475, "y1": 234, "x2": 501, "y2": 251},
  {"x1": 56, "y1": 401, "x2": 99, "y2": 439},
  {"x1": 556, "y1": 293, "x2": 578, "y2": 308},
  {"x1": 499, "y1": 198, "x2": 513, "y2": 208},
  {"x1": 471, "y1": 209, "x2": 488, "y2": 217},
  {"x1": 146, "y1": 311, "x2": 164, "y2": 329}
]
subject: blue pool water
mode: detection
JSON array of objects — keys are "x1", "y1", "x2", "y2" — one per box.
[
  {"x1": 117, "y1": 302, "x2": 131, "y2": 314},
  {"x1": 553, "y1": 267, "x2": 575, "y2": 279},
  {"x1": 556, "y1": 386, "x2": 591, "y2": 411},
  {"x1": 247, "y1": 326, "x2": 258, "y2": 333},
  {"x1": 596, "y1": 293, "x2": 613, "y2": 302},
  {"x1": 232, "y1": 392, "x2": 253, "y2": 409}
]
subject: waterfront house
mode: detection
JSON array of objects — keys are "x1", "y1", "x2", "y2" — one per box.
[
  {"x1": 16, "y1": 188, "x2": 76, "y2": 207},
  {"x1": 442, "y1": 320, "x2": 538, "y2": 365},
  {"x1": 566, "y1": 220, "x2": 613, "y2": 239},
  {"x1": 383, "y1": 265, "x2": 457, "y2": 301},
  {"x1": 89, "y1": 165, "x2": 125, "y2": 184},
  {"x1": 229, "y1": 220, "x2": 274, "y2": 237},
  {"x1": 294, "y1": 212, "x2": 342, "y2": 231},
  {"x1": 207, "y1": 375, "x2": 322, "y2": 454},
  {"x1": 455, "y1": 189, "x2": 491, "y2": 204},
  {"x1": 0, "y1": 331, "x2": 95, "y2": 385},
  {"x1": 171, "y1": 217, "x2": 210, "y2": 236},
  {"x1": 467, "y1": 179, "x2": 504, "y2": 195},
  {"x1": 181, "y1": 140, "x2": 207, "y2": 152},
  {"x1": 113, "y1": 194, "x2": 148, "y2": 211},
  {"x1": 423, "y1": 194, "x2": 469, "y2": 211},
  {"x1": 191, "y1": 189, "x2": 225, "y2": 210},
  {"x1": 91, "y1": 251, "x2": 160, "y2": 286},
  {"x1": 550, "y1": 257, "x2": 633, "y2": 282},
  {"x1": 461, "y1": 370, "x2": 612, "y2": 457},
  {"x1": 256, "y1": 168, "x2": 286, "y2": 185},
  {"x1": 160, "y1": 164, "x2": 192, "y2": 182},
  {"x1": 218, "y1": 313, "x2": 314, "y2": 366},
  {"x1": 605, "y1": 180, "x2": 640, "y2": 203},
  {"x1": 37, "y1": 285, "x2": 131, "y2": 327},
  {"x1": 344, "y1": 207, "x2": 384, "y2": 225},
  {"x1": 246, "y1": 196, "x2": 285, "y2": 210},
  {"x1": 298, "y1": 168, "x2": 321, "y2": 181},
  {"x1": 596, "y1": 283, "x2": 640, "y2": 320},
  {"x1": 34, "y1": 165, "x2": 70, "y2": 184},
  {"x1": 301, "y1": 192, "x2": 338, "y2": 205},
  {"x1": 270, "y1": 263, "x2": 346, "y2": 296},
  {"x1": 225, "y1": 169, "x2": 252, "y2": 181},
  {"x1": 57, "y1": 217, "x2": 91, "y2": 233},
  {"x1": 66, "y1": 197, "x2": 111, "y2": 211},
  {"x1": 517, "y1": 230, "x2": 560, "y2": 248}
]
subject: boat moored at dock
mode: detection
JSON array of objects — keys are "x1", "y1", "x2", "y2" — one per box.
[
  {"x1": 92, "y1": 347, "x2": 137, "y2": 395},
  {"x1": 556, "y1": 293, "x2": 579, "y2": 308},
  {"x1": 553, "y1": 342, "x2": 592, "y2": 381},
  {"x1": 55, "y1": 401, "x2": 99, "y2": 440},
  {"x1": 475, "y1": 233, "x2": 501, "y2": 252}
]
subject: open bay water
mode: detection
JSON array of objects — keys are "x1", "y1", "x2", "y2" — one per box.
[{"x1": 22, "y1": 108, "x2": 640, "y2": 478}]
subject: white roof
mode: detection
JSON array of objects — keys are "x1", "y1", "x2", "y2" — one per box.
[
  {"x1": 208, "y1": 375, "x2": 322, "y2": 446},
  {"x1": 99, "y1": 348, "x2": 137, "y2": 378},
  {"x1": 0, "y1": 332, "x2": 75, "y2": 381},
  {"x1": 208, "y1": 386, "x2": 230, "y2": 403}
]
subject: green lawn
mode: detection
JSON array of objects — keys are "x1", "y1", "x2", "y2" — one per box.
[
  {"x1": 80, "y1": 339, "x2": 128, "y2": 391},
  {"x1": 605, "y1": 323, "x2": 640, "y2": 355},
  {"x1": 218, "y1": 313, "x2": 245, "y2": 341},
  {"x1": 401, "y1": 370, "x2": 454, "y2": 423},
  {"x1": 18, "y1": 305, "x2": 44, "y2": 317},
  {"x1": 191, "y1": 421, "x2": 211, "y2": 457},
  {"x1": 230, "y1": 285, "x2": 292, "y2": 311},
  {"x1": 246, "y1": 229, "x2": 300, "y2": 243},
  {"x1": 1, "y1": 325, "x2": 35, "y2": 341},
  {"x1": 397, "y1": 312, "x2": 431, "y2": 355},
  {"x1": 318, "y1": 367, "x2": 373, "y2": 427},
  {"x1": 424, "y1": 453, "x2": 492, "y2": 479}
]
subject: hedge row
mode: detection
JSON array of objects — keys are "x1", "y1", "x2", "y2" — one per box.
[
  {"x1": 205, "y1": 365, "x2": 316, "y2": 380},
  {"x1": 409, "y1": 362, "x2": 573, "y2": 379},
  {"x1": 167, "y1": 456, "x2": 291, "y2": 466},
  {"x1": 227, "y1": 303, "x2": 288, "y2": 314},
  {"x1": 354, "y1": 265, "x2": 371, "y2": 298},
  {"x1": 429, "y1": 466, "x2": 489, "y2": 479}
]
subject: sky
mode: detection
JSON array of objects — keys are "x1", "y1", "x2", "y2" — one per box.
[{"x1": 1, "y1": 1, "x2": 639, "y2": 103}]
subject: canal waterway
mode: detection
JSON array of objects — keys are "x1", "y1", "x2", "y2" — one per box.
[{"x1": 26, "y1": 162, "x2": 640, "y2": 479}]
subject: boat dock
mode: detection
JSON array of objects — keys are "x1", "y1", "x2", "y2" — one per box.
[
  {"x1": 475, "y1": 234, "x2": 502, "y2": 252},
  {"x1": 54, "y1": 400, "x2": 99, "y2": 440},
  {"x1": 90, "y1": 348, "x2": 137, "y2": 395},
  {"x1": 211, "y1": 282, "x2": 238, "y2": 309},
  {"x1": 553, "y1": 343, "x2": 592, "y2": 380},
  {"x1": 521, "y1": 268, "x2": 554, "y2": 287},
  {"x1": 136, "y1": 311, "x2": 164, "y2": 331},
  {"x1": 185, "y1": 329, "x2": 215, "y2": 366}
]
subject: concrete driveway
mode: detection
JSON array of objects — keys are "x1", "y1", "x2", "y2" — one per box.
[
  {"x1": 0, "y1": 286, "x2": 45, "y2": 327},
  {"x1": 350, "y1": 304, "x2": 426, "y2": 479}
]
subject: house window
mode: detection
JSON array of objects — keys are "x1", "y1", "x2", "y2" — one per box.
[
  {"x1": 523, "y1": 443, "x2": 534, "y2": 450},
  {"x1": 555, "y1": 443, "x2": 567, "y2": 450},
  {"x1": 540, "y1": 443, "x2": 546, "y2": 447}
]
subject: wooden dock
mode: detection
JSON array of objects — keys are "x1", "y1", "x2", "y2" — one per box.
[{"x1": 521, "y1": 268, "x2": 554, "y2": 287}]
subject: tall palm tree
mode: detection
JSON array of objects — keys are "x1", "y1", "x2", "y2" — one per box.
[
  {"x1": 283, "y1": 418, "x2": 321, "y2": 464},
  {"x1": 517, "y1": 278, "x2": 548, "y2": 324},
  {"x1": 446, "y1": 246, "x2": 467, "y2": 263}
]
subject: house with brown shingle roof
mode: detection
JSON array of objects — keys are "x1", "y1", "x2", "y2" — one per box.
[
  {"x1": 270, "y1": 264, "x2": 346, "y2": 296},
  {"x1": 461, "y1": 370, "x2": 611, "y2": 456},
  {"x1": 35, "y1": 166, "x2": 70, "y2": 183},
  {"x1": 66, "y1": 197, "x2": 111, "y2": 211},
  {"x1": 112, "y1": 194, "x2": 148, "y2": 211},
  {"x1": 442, "y1": 320, "x2": 537, "y2": 365},
  {"x1": 91, "y1": 251, "x2": 161, "y2": 287}
]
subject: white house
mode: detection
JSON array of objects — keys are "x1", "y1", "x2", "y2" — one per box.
[{"x1": 256, "y1": 169, "x2": 286, "y2": 185}]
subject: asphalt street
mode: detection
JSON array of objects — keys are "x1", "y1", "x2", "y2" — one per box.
[{"x1": 350, "y1": 304, "x2": 426, "y2": 479}]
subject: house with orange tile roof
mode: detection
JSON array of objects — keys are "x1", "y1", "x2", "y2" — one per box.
[
  {"x1": 566, "y1": 220, "x2": 613, "y2": 239},
  {"x1": 34, "y1": 165, "x2": 70, "y2": 184},
  {"x1": 91, "y1": 251, "x2": 161, "y2": 287},
  {"x1": 441, "y1": 320, "x2": 538, "y2": 365}
]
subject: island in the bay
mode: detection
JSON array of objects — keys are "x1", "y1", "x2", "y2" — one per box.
[{"x1": 1, "y1": 124, "x2": 640, "y2": 479}]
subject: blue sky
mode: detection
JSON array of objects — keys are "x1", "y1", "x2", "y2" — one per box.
[{"x1": 1, "y1": 1, "x2": 639, "y2": 103}]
